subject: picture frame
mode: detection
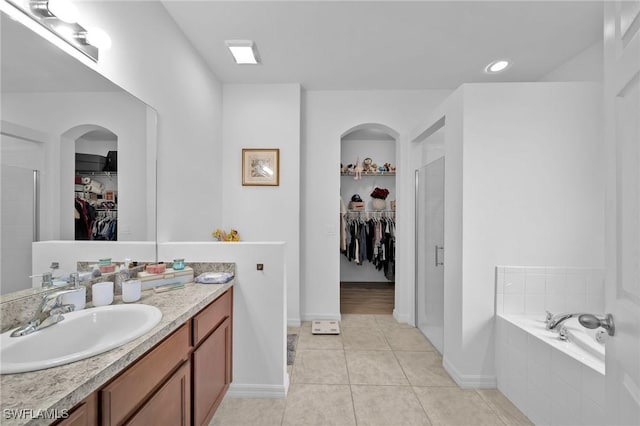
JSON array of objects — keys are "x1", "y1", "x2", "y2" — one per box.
[{"x1": 242, "y1": 148, "x2": 280, "y2": 186}]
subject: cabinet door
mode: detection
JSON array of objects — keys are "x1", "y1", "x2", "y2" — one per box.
[
  {"x1": 192, "y1": 317, "x2": 232, "y2": 426},
  {"x1": 125, "y1": 360, "x2": 191, "y2": 426},
  {"x1": 54, "y1": 393, "x2": 97, "y2": 426}
]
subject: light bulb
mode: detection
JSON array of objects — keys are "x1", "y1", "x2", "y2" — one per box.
[
  {"x1": 55, "y1": 25, "x2": 75, "y2": 40},
  {"x1": 47, "y1": 0, "x2": 79, "y2": 24},
  {"x1": 485, "y1": 60, "x2": 510, "y2": 73},
  {"x1": 85, "y1": 27, "x2": 112, "y2": 49}
]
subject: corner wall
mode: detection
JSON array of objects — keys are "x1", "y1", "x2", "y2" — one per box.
[
  {"x1": 221, "y1": 84, "x2": 301, "y2": 325},
  {"x1": 302, "y1": 90, "x2": 451, "y2": 322},
  {"x1": 420, "y1": 82, "x2": 604, "y2": 386},
  {"x1": 158, "y1": 242, "x2": 287, "y2": 397}
]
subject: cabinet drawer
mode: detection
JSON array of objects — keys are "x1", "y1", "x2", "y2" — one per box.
[
  {"x1": 125, "y1": 360, "x2": 191, "y2": 426},
  {"x1": 100, "y1": 323, "x2": 191, "y2": 425},
  {"x1": 192, "y1": 288, "x2": 232, "y2": 346}
]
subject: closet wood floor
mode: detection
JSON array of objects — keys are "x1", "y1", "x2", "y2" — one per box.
[{"x1": 340, "y1": 282, "x2": 394, "y2": 315}]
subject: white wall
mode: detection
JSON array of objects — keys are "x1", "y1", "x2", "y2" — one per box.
[
  {"x1": 302, "y1": 89, "x2": 451, "y2": 322},
  {"x1": 2, "y1": 92, "x2": 149, "y2": 241},
  {"x1": 221, "y1": 84, "x2": 301, "y2": 326},
  {"x1": 539, "y1": 41, "x2": 603, "y2": 82},
  {"x1": 158, "y1": 242, "x2": 287, "y2": 398},
  {"x1": 414, "y1": 82, "x2": 604, "y2": 387}
]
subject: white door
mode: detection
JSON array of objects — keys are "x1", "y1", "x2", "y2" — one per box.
[{"x1": 604, "y1": 1, "x2": 640, "y2": 424}]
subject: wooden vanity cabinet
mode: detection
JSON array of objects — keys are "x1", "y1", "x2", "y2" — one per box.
[
  {"x1": 192, "y1": 288, "x2": 233, "y2": 426},
  {"x1": 125, "y1": 360, "x2": 191, "y2": 426},
  {"x1": 85, "y1": 287, "x2": 232, "y2": 426},
  {"x1": 100, "y1": 323, "x2": 191, "y2": 425}
]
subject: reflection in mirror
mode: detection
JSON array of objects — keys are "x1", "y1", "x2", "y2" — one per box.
[{"x1": 0, "y1": 11, "x2": 157, "y2": 295}]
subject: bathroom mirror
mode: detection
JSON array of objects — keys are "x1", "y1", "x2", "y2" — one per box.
[{"x1": 0, "y1": 11, "x2": 157, "y2": 295}]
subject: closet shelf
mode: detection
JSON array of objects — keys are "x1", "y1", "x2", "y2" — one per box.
[
  {"x1": 345, "y1": 210, "x2": 396, "y2": 214},
  {"x1": 340, "y1": 172, "x2": 395, "y2": 176},
  {"x1": 76, "y1": 171, "x2": 117, "y2": 176}
]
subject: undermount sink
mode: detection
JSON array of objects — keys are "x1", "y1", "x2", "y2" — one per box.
[{"x1": 0, "y1": 304, "x2": 162, "y2": 374}]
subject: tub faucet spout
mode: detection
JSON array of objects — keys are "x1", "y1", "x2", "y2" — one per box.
[{"x1": 546, "y1": 312, "x2": 585, "y2": 330}]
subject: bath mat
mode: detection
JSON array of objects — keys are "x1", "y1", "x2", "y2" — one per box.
[
  {"x1": 287, "y1": 334, "x2": 298, "y2": 365},
  {"x1": 311, "y1": 320, "x2": 340, "y2": 335}
]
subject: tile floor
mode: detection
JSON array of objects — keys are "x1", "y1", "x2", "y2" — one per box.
[{"x1": 210, "y1": 314, "x2": 533, "y2": 426}]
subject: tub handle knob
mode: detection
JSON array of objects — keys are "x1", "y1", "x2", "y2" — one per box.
[
  {"x1": 545, "y1": 310, "x2": 554, "y2": 324},
  {"x1": 579, "y1": 313, "x2": 615, "y2": 337}
]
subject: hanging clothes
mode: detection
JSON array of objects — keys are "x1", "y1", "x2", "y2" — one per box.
[
  {"x1": 74, "y1": 198, "x2": 96, "y2": 240},
  {"x1": 342, "y1": 213, "x2": 396, "y2": 281}
]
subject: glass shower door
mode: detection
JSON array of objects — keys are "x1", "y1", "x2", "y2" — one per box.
[{"x1": 415, "y1": 157, "x2": 445, "y2": 354}]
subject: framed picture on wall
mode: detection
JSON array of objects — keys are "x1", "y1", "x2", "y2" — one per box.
[{"x1": 242, "y1": 148, "x2": 280, "y2": 186}]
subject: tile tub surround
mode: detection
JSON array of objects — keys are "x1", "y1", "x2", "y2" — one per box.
[
  {"x1": 220, "y1": 314, "x2": 533, "y2": 426},
  {"x1": 0, "y1": 279, "x2": 234, "y2": 426},
  {"x1": 495, "y1": 266, "x2": 605, "y2": 316},
  {"x1": 495, "y1": 314, "x2": 606, "y2": 426}
]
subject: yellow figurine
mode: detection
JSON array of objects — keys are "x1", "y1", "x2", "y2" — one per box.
[{"x1": 212, "y1": 228, "x2": 240, "y2": 242}]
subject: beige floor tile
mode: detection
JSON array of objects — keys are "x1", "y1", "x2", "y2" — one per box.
[
  {"x1": 345, "y1": 350, "x2": 409, "y2": 385},
  {"x1": 291, "y1": 349, "x2": 349, "y2": 384},
  {"x1": 413, "y1": 387, "x2": 506, "y2": 426},
  {"x1": 374, "y1": 314, "x2": 414, "y2": 330},
  {"x1": 342, "y1": 327, "x2": 391, "y2": 350},
  {"x1": 476, "y1": 389, "x2": 533, "y2": 425},
  {"x1": 395, "y1": 351, "x2": 457, "y2": 387},
  {"x1": 383, "y1": 327, "x2": 436, "y2": 351},
  {"x1": 288, "y1": 326, "x2": 301, "y2": 334},
  {"x1": 351, "y1": 385, "x2": 432, "y2": 425},
  {"x1": 209, "y1": 396, "x2": 285, "y2": 426},
  {"x1": 282, "y1": 384, "x2": 356, "y2": 426},
  {"x1": 297, "y1": 326, "x2": 343, "y2": 350},
  {"x1": 340, "y1": 314, "x2": 379, "y2": 328}
]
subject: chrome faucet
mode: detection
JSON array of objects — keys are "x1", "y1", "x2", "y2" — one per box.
[
  {"x1": 545, "y1": 311, "x2": 586, "y2": 330},
  {"x1": 10, "y1": 289, "x2": 83, "y2": 337}
]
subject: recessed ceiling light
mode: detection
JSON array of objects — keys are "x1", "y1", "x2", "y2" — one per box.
[
  {"x1": 225, "y1": 40, "x2": 261, "y2": 65},
  {"x1": 485, "y1": 59, "x2": 511, "y2": 74}
]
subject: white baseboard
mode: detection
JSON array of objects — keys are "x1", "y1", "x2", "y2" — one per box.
[
  {"x1": 300, "y1": 313, "x2": 341, "y2": 321},
  {"x1": 393, "y1": 309, "x2": 412, "y2": 326},
  {"x1": 442, "y1": 357, "x2": 497, "y2": 388},
  {"x1": 287, "y1": 318, "x2": 301, "y2": 327},
  {"x1": 227, "y1": 383, "x2": 288, "y2": 399}
]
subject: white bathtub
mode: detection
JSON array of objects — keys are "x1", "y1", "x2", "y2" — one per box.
[
  {"x1": 500, "y1": 314, "x2": 605, "y2": 375},
  {"x1": 495, "y1": 314, "x2": 606, "y2": 425}
]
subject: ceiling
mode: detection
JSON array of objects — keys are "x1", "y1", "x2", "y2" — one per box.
[{"x1": 162, "y1": 1, "x2": 604, "y2": 90}]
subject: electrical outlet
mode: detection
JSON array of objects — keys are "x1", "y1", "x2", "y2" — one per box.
[{"x1": 257, "y1": 264, "x2": 264, "y2": 271}]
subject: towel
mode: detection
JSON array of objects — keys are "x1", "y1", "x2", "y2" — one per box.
[
  {"x1": 194, "y1": 272, "x2": 234, "y2": 284},
  {"x1": 81, "y1": 177, "x2": 92, "y2": 184},
  {"x1": 84, "y1": 182, "x2": 104, "y2": 194}
]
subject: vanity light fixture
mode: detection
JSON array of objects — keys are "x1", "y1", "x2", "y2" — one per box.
[
  {"x1": 225, "y1": 40, "x2": 261, "y2": 65},
  {"x1": 31, "y1": 0, "x2": 78, "y2": 24},
  {"x1": 55, "y1": 25, "x2": 112, "y2": 49},
  {"x1": 485, "y1": 59, "x2": 511, "y2": 73},
  {"x1": 6, "y1": 0, "x2": 110, "y2": 61}
]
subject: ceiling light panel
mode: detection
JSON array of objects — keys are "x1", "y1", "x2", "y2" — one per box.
[{"x1": 225, "y1": 40, "x2": 260, "y2": 65}]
